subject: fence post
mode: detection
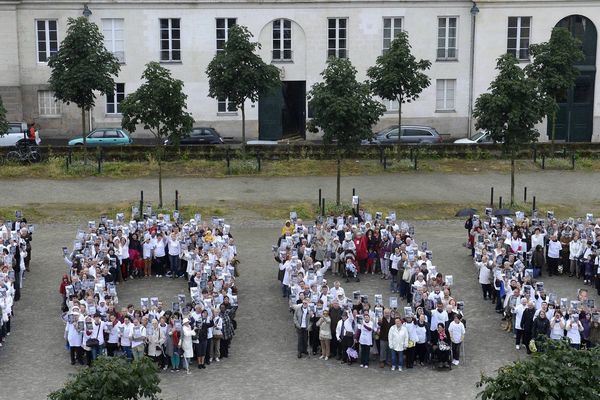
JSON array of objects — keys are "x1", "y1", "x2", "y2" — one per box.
[
  {"x1": 175, "y1": 190, "x2": 179, "y2": 210},
  {"x1": 533, "y1": 146, "x2": 537, "y2": 163},
  {"x1": 532, "y1": 196, "x2": 536, "y2": 215},
  {"x1": 68, "y1": 148, "x2": 72, "y2": 166},
  {"x1": 571, "y1": 152, "x2": 575, "y2": 170},
  {"x1": 542, "y1": 154, "x2": 545, "y2": 169},
  {"x1": 256, "y1": 153, "x2": 261, "y2": 172},
  {"x1": 499, "y1": 196, "x2": 503, "y2": 209},
  {"x1": 226, "y1": 148, "x2": 231, "y2": 175},
  {"x1": 140, "y1": 191, "x2": 144, "y2": 218},
  {"x1": 383, "y1": 155, "x2": 387, "y2": 170},
  {"x1": 97, "y1": 149, "x2": 102, "y2": 174},
  {"x1": 490, "y1": 187, "x2": 494, "y2": 208},
  {"x1": 409, "y1": 147, "x2": 414, "y2": 162},
  {"x1": 379, "y1": 147, "x2": 384, "y2": 164},
  {"x1": 524, "y1": 186, "x2": 527, "y2": 203},
  {"x1": 321, "y1": 198, "x2": 325, "y2": 217},
  {"x1": 65, "y1": 155, "x2": 69, "y2": 171}
]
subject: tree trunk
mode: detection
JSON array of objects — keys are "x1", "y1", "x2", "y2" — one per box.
[
  {"x1": 81, "y1": 108, "x2": 87, "y2": 164},
  {"x1": 157, "y1": 140, "x2": 163, "y2": 209},
  {"x1": 336, "y1": 153, "x2": 341, "y2": 206},
  {"x1": 397, "y1": 98, "x2": 402, "y2": 159},
  {"x1": 550, "y1": 102, "x2": 557, "y2": 154},
  {"x1": 510, "y1": 151, "x2": 515, "y2": 206},
  {"x1": 241, "y1": 103, "x2": 246, "y2": 158}
]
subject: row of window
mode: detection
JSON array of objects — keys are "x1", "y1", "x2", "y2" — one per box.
[
  {"x1": 36, "y1": 78, "x2": 457, "y2": 118},
  {"x1": 35, "y1": 16, "x2": 533, "y2": 64}
]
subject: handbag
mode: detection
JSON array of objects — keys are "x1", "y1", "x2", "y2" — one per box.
[
  {"x1": 402, "y1": 267, "x2": 411, "y2": 282},
  {"x1": 86, "y1": 324, "x2": 101, "y2": 348},
  {"x1": 438, "y1": 340, "x2": 450, "y2": 352}
]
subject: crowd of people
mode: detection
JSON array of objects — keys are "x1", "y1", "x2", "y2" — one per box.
[
  {"x1": 467, "y1": 210, "x2": 600, "y2": 353},
  {"x1": 60, "y1": 212, "x2": 239, "y2": 374},
  {"x1": 275, "y1": 210, "x2": 466, "y2": 371},
  {"x1": 0, "y1": 212, "x2": 34, "y2": 350}
]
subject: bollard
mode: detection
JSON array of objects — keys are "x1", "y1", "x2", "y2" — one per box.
[
  {"x1": 524, "y1": 187, "x2": 527, "y2": 203},
  {"x1": 321, "y1": 198, "x2": 325, "y2": 217},
  {"x1": 379, "y1": 147, "x2": 384, "y2": 164},
  {"x1": 226, "y1": 148, "x2": 231, "y2": 175},
  {"x1": 499, "y1": 196, "x2": 503, "y2": 209},
  {"x1": 490, "y1": 187, "x2": 494, "y2": 208},
  {"x1": 140, "y1": 191, "x2": 144, "y2": 219},
  {"x1": 318, "y1": 189, "x2": 322, "y2": 214},
  {"x1": 572, "y1": 153, "x2": 575, "y2": 170},
  {"x1": 533, "y1": 146, "x2": 537, "y2": 163},
  {"x1": 532, "y1": 196, "x2": 536, "y2": 214},
  {"x1": 256, "y1": 153, "x2": 261, "y2": 172},
  {"x1": 97, "y1": 150, "x2": 102, "y2": 174},
  {"x1": 383, "y1": 155, "x2": 387, "y2": 170},
  {"x1": 410, "y1": 147, "x2": 414, "y2": 162},
  {"x1": 175, "y1": 190, "x2": 179, "y2": 210},
  {"x1": 414, "y1": 150, "x2": 418, "y2": 170},
  {"x1": 65, "y1": 155, "x2": 69, "y2": 171},
  {"x1": 352, "y1": 188, "x2": 355, "y2": 197},
  {"x1": 68, "y1": 149, "x2": 72, "y2": 166}
]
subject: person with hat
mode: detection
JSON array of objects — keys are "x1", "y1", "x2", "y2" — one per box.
[{"x1": 181, "y1": 318, "x2": 194, "y2": 374}]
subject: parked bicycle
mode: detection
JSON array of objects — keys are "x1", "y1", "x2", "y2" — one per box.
[{"x1": 5, "y1": 141, "x2": 42, "y2": 164}]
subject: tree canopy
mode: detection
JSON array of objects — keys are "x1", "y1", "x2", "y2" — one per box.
[
  {"x1": 48, "y1": 356, "x2": 161, "y2": 400},
  {"x1": 477, "y1": 339, "x2": 600, "y2": 400},
  {"x1": 308, "y1": 57, "x2": 385, "y2": 150},
  {"x1": 473, "y1": 53, "x2": 548, "y2": 152},
  {"x1": 121, "y1": 61, "x2": 194, "y2": 142},
  {"x1": 48, "y1": 17, "x2": 121, "y2": 111},
  {"x1": 367, "y1": 30, "x2": 431, "y2": 110}
]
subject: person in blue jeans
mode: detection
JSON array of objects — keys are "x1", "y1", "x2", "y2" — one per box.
[
  {"x1": 388, "y1": 317, "x2": 408, "y2": 371},
  {"x1": 167, "y1": 232, "x2": 181, "y2": 278}
]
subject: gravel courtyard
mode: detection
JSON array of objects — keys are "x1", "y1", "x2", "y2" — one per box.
[{"x1": 0, "y1": 173, "x2": 597, "y2": 399}]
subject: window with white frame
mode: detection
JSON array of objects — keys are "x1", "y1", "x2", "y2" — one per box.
[
  {"x1": 216, "y1": 18, "x2": 237, "y2": 51},
  {"x1": 437, "y1": 17, "x2": 457, "y2": 60},
  {"x1": 106, "y1": 83, "x2": 125, "y2": 114},
  {"x1": 159, "y1": 18, "x2": 181, "y2": 61},
  {"x1": 218, "y1": 97, "x2": 236, "y2": 113},
  {"x1": 102, "y1": 18, "x2": 125, "y2": 63},
  {"x1": 383, "y1": 17, "x2": 402, "y2": 52},
  {"x1": 38, "y1": 90, "x2": 61, "y2": 116},
  {"x1": 272, "y1": 19, "x2": 292, "y2": 61},
  {"x1": 36, "y1": 20, "x2": 58, "y2": 62},
  {"x1": 507, "y1": 17, "x2": 531, "y2": 60},
  {"x1": 383, "y1": 99, "x2": 399, "y2": 112},
  {"x1": 327, "y1": 18, "x2": 347, "y2": 59},
  {"x1": 436, "y1": 79, "x2": 456, "y2": 111}
]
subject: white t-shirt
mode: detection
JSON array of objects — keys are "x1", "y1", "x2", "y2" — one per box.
[
  {"x1": 143, "y1": 241, "x2": 154, "y2": 259},
  {"x1": 168, "y1": 237, "x2": 181, "y2": 256},
  {"x1": 448, "y1": 321, "x2": 465, "y2": 344}
]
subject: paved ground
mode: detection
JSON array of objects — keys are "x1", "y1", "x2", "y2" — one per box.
[
  {"x1": 0, "y1": 173, "x2": 598, "y2": 400},
  {"x1": 0, "y1": 170, "x2": 599, "y2": 209}
]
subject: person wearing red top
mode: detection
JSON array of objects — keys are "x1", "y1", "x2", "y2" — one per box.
[
  {"x1": 58, "y1": 274, "x2": 70, "y2": 311},
  {"x1": 353, "y1": 231, "x2": 368, "y2": 274}
]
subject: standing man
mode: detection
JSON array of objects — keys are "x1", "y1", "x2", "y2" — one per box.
[
  {"x1": 547, "y1": 235, "x2": 561, "y2": 276},
  {"x1": 448, "y1": 314, "x2": 466, "y2": 365},
  {"x1": 377, "y1": 308, "x2": 393, "y2": 368},
  {"x1": 294, "y1": 300, "x2": 312, "y2": 358}
]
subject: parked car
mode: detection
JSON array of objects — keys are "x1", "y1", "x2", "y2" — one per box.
[
  {"x1": 363, "y1": 125, "x2": 442, "y2": 144},
  {"x1": 165, "y1": 127, "x2": 224, "y2": 145},
  {"x1": 454, "y1": 130, "x2": 495, "y2": 144},
  {"x1": 68, "y1": 128, "x2": 132, "y2": 146},
  {"x1": 0, "y1": 122, "x2": 41, "y2": 147}
]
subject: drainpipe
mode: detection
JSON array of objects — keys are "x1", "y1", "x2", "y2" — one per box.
[{"x1": 467, "y1": 1, "x2": 479, "y2": 138}]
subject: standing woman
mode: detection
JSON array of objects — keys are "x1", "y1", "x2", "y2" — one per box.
[
  {"x1": 565, "y1": 314, "x2": 584, "y2": 349},
  {"x1": 317, "y1": 309, "x2": 332, "y2": 360},
  {"x1": 181, "y1": 318, "x2": 194, "y2": 374},
  {"x1": 414, "y1": 314, "x2": 428, "y2": 366},
  {"x1": 194, "y1": 310, "x2": 214, "y2": 369},
  {"x1": 105, "y1": 314, "x2": 120, "y2": 357},
  {"x1": 358, "y1": 313, "x2": 373, "y2": 368},
  {"x1": 165, "y1": 315, "x2": 181, "y2": 372},
  {"x1": 147, "y1": 319, "x2": 164, "y2": 365}
]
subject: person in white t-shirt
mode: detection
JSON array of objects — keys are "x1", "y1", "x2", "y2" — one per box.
[
  {"x1": 167, "y1": 233, "x2": 182, "y2": 278},
  {"x1": 142, "y1": 235, "x2": 155, "y2": 278},
  {"x1": 448, "y1": 314, "x2": 466, "y2": 365}
]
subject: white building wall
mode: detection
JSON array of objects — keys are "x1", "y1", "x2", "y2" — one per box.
[{"x1": 1, "y1": 0, "x2": 598, "y2": 141}]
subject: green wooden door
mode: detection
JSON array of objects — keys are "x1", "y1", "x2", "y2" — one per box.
[
  {"x1": 551, "y1": 15, "x2": 597, "y2": 142},
  {"x1": 258, "y1": 86, "x2": 283, "y2": 141}
]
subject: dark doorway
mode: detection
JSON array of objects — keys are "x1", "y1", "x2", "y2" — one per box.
[
  {"x1": 259, "y1": 81, "x2": 305, "y2": 140},
  {"x1": 551, "y1": 15, "x2": 597, "y2": 142}
]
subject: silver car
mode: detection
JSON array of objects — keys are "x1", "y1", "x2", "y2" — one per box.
[{"x1": 363, "y1": 125, "x2": 442, "y2": 145}]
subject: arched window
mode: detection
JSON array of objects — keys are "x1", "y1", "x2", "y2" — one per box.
[{"x1": 273, "y1": 19, "x2": 292, "y2": 61}]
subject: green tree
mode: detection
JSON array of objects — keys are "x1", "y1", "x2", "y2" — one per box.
[
  {"x1": 473, "y1": 54, "x2": 548, "y2": 206},
  {"x1": 121, "y1": 62, "x2": 194, "y2": 208},
  {"x1": 525, "y1": 27, "x2": 584, "y2": 148},
  {"x1": 367, "y1": 31, "x2": 431, "y2": 151},
  {"x1": 48, "y1": 356, "x2": 161, "y2": 400},
  {"x1": 0, "y1": 96, "x2": 8, "y2": 136},
  {"x1": 48, "y1": 17, "x2": 121, "y2": 161},
  {"x1": 206, "y1": 24, "x2": 281, "y2": 155},
  {"x1": 308, "y1": 58, "x2": 385, "y2": 205},
  {"x1": 477, "y1": 339, "x2": 600, "y2": 400}
]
